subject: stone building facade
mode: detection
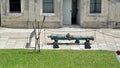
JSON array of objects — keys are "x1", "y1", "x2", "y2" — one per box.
[
  {"x1": 0, "y1": 0, "x2": 1, "y2": 26},
  {"x1": 0, "y1": 0, "x2": 120, "y2": 28}
]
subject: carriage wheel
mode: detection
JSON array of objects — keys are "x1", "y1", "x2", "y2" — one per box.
[
  {"x1": 84, "y1": 39, "x2": 91, "y2": 49},
  {"x1": 75, "y1": 40, "x2": 80, "y2": 45},
  {"x1": 53, "y1": 40, "x2": 59, "y2": 48}
]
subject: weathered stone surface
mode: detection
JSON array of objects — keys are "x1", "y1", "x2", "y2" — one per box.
[
  {"x1": 1, "y1": 0, "x2": 62, "y2": 28},
  {"x1": 0, "y1": 27, "x2": 120, "y2": 51}
]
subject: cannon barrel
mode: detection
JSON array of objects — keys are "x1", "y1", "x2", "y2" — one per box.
[
  {"x1": 48, "y1": 33, "x2": 94, "y2": 40},
  {"x1": 48, "y1": 33, "x2": 94, "y2": 49}
]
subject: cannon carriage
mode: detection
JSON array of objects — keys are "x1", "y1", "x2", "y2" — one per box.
[{"x1": 48, "y1": 33, "x2": 94, "y2": 49}]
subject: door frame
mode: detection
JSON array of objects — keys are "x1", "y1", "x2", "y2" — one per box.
[
  {"x1": 62, "y1": 0, "x2": 81, "y2": 25},
  {"x1": 62, "y1": 0, "x2": 72, "y2": 25}
]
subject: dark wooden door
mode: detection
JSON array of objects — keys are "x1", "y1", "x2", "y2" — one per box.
[{"x1": 72, "y1": 0, "x2": 78, "y2": 24}]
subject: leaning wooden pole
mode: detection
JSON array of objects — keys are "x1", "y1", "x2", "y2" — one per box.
[
  {"x1": 32, "y1": 16, "x2": 46, "y2": 52},
  {"x1": 38, "y1": 21, "x2": 40, "y2": 52},
  {"x1": 38, "y1": 16, "x2": 46, "y2": 52}
]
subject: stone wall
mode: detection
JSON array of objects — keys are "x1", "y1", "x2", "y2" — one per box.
[
  {"x1": 1, "y1": 0, "x2": 62, "y2": 28},
  {"x1": 1, "y1": 0, "x2": 120, "y2": 28},
  {"x1": 108, "y1": 0, "x2": 120, "y2": 28},
  {"x1": 81, "y1": 0, "x2": 120, "y2": 28},
  {"x1": 0, "y1": 0, "x2": 1, "y2": 26}
]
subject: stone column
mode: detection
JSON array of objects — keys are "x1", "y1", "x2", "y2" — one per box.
[{"x1": 80, "y1": 0, "x2": 85, "y2": 27}]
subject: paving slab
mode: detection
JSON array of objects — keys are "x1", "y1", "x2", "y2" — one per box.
[
  {"x1": 0, "y1": 27, "x2": 120, "y2": 51},
  {"x1": 58, "y1": 45, "x2": 70, "y2": 49},
  {"x1": 42, "y1": 45, "x2": 53, "y2": 49},
  {"x1": 79, "y1": 45, "x2": 85, "y2": 50},
  {"x1": 0, "y1": 38, "x2": 8, "y2": 48},
  {"x1": 70, "y1": 45, "x2": 80, "y2": 50},
  {"x1": 15, "y1": 42, "x2": 26, "y2": 49},
  {"x1": 91, "y1": 44, "x2": 99, "y2": 50},
  {"x1": 0, "y1": 42, "x2": 7, "y2": 49},
  {"x1": 5, "y1": 43, "x2": 16, "y2": 49}
]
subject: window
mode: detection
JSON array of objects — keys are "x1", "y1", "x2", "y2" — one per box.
[
  {"x1": 43, "y1": 0, "x2": 54, "y2": 13},
  {"x1": 90, "y1": 0, "x2": 101, "y2": 13},
  {"x1": 9, "y1": 0, "x2": 21, "y2": 13}
]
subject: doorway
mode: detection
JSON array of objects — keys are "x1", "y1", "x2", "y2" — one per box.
[
  {"x1": 72, "y1": 0, "x2": 78, "y2": 24},
  {"x1": 63, "y1": 0, "x2": 80, "y2": 25}
]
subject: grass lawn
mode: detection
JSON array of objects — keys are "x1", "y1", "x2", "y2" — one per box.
[{"x1": 0, "y1": 49, "x2": 119, "y2": 68}]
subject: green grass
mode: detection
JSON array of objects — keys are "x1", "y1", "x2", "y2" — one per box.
[{"x1": 0, "y1": 50, "x2": 119, "y2": 68}]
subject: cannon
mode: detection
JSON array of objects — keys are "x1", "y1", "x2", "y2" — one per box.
[{"x1": 48, "y1": 33, "x2": 94, "y2": 49}]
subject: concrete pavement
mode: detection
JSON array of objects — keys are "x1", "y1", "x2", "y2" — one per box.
[{"x1": 0, "y1": 27, "x2": 120, "y2": 51}]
